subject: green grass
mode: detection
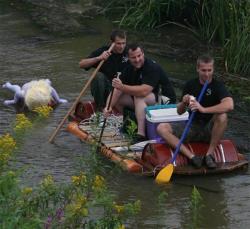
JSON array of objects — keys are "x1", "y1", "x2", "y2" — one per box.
[{"x1": 100, "y1": 0, "x2": 250, "y2": 76}]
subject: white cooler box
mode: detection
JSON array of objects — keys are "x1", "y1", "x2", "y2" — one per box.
[{"x1": 145, "y1": 104, "x2": 189, "y2": 140}]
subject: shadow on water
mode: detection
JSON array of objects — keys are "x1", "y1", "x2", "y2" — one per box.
[{"x1": 1, "y1": 4, "x2": 250, "y2": 228}]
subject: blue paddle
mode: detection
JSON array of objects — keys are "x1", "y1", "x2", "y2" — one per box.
[{"x1": 156, "y1": 80, "x2": 209, "y2": 184}]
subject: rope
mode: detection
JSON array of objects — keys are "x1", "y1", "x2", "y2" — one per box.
[
  {"x1": 78, "y1": 113, "x2": 161, "y2": 176},
  {"x1": 79, "y1": 113, "x2": 123, "y2": 138}
]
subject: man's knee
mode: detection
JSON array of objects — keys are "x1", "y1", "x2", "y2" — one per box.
[
  {"x1": 91, "y1": 73, "x2": 105, "y2": 86},
  {"x1": 91, "y1": 73, "x2": 110, "y2": 94},
  {"x1": 213, "y1": 113, "x2": 228, "y2": 126},
  {"x1": 134, "y1": 93, "x2": 156, "y2": 105},
  {"x1": 91, "y1": 74, "x2": 106, "y2": 95},
  {"x1": 157, "y1": 123, "x2": 173, "y2": 135}
]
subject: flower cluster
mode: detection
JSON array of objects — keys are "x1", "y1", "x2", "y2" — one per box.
[
  {"x1": 21, "y1": 187, "x2": 33, "y2": 195},
  {"x1": 66, "y1": 194, "x2": 88, "y2": 217},
  {"x1": 7, "y1": 170, "x2": 16, "y2": 178},
  {"x1": 0, "y1": 134, "x2": 16, "y2": 167},
  {"x1": 114, "y1": 204, "x2": 125, "y2": 214},
  {"x1": 14, "y1": 114, "x2": 32, "y2": 132},
  {"x1": 0, "y1": 113, "x2": 141, "y2": 228},
  {"x1": 116, "y1": 224, "x2": 126, "y2": 229},
  {"x1": 33, "y1": 105, "x2": 53, "y2": 118},
  {"x1": 40, "y1": 175, "x2": 54, "y2": 188},
  {"x1": 71, "y1": 172, "x2": 87, "y2": 187},
  {"x1": 114, "y1": 200, "x2": 141, "y2": 216},
  {"x1": 0, "y1": 133, "x2": 16, "y2": 153},
  {"x1": 92, "y1": 175, "x2": 105, "y2": 191}
]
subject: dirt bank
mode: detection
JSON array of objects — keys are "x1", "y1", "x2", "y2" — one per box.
[{"x1": 6, "y1": 0, "x2": 102, "y2": 35}]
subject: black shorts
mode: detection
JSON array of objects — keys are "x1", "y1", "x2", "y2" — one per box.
[{"x1": 172, "y1": 119, "x2": 213, "y2": 143}]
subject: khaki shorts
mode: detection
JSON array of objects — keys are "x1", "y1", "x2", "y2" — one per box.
[{"x1": 172, "y1": 120, "x2": 213, "y2": 143}]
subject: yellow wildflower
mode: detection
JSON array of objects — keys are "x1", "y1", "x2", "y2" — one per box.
[
  {"x1": 14, "y1": 114, "x2": 32, "y2": 132},
  {"x1": 71, "y1": 175, "x2": 80, "y2": 185},
  {"x1": 71, "y1": 172, "x2": 87, "y2": 186},
  {"x1": 22, "y1": 187, "x2": 33, "y2": 195},
  {"x1": 33, "y1": 105, "x2": 53, "y2": 118},
  {"x1": 76, "y1": 195, "x2": 87, "y2": 206},
  {"x1": 80, "y1": 208, "x2": 88, "y2": 216},
  {"x1": 114, "y1": 204, "x2": 125, "y2": 214},
  {"x1": 116, "y1": 224, "x2": 125, "y2": 229},
  {"x1": 0, "y1": 133, "x2": 16, "y2": 153},
  {"x1": 92, "y1": 175, "x2": 105, "y2": 190},
  {"x1": 66, "y1": 197, "x2": 88, "y2": 217},
  {"x1": 7, "y1": 170, "x2": 16, "y2": 177},
  {"x1": 73, "y1": 203, "x2": 81, "y2": 212},
  {"x1": 0, "y1": 134, "x2": 16, "y2": 166},
  {"x1": 0, "y1": 152, "x2": 10, "y2": 163},
  {"x1": 41, "y1": 175, "x2": 54, "y2": 187}
]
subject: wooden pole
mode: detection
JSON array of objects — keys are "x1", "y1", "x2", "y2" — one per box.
[{"x1": 48, "y1": 43, "x2": 115, "y2": 143}]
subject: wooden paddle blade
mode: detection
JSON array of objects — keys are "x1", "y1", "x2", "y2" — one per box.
[{"x1": 155, "y1": 164, "x2": 174, "y2": 184}]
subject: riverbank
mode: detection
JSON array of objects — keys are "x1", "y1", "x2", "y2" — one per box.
[
  {"x1": 3, "y1": 0, "x2": 101, "y2": 35},
  {"x1": 3, "y1": 0, "x2": 207, "y2": 57}
]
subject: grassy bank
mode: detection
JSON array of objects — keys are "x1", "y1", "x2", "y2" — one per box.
[{"x1": 98, "y1": 0, "x2": 250, "y2": 77}]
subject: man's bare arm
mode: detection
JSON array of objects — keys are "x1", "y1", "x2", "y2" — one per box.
[{"x1": 79, "y1": 50, "x2": 111, "y2": 68}]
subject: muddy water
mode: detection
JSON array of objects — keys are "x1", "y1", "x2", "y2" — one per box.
[{"x1": 1, "y1": 4, "x2": 250, "y2": 229}]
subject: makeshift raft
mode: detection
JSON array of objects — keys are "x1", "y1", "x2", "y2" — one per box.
[{"x1": 67, "y1": 101, "x2": 248, "y2": 176}]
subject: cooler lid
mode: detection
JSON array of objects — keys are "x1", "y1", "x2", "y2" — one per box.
[{"x1": 146, "y1": 107, "x2": 189, "y2": 123}]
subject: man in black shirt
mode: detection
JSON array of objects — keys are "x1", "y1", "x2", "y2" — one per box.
[
  {"x1": 79, "y1": 30, "x2": 128, "y2": 110},
  {"x1": 104, "y1": 43, "x2": 176, "y2": 143},
  {"x1": 157, "y1": 54, "x2": 234, "y2": 169}
]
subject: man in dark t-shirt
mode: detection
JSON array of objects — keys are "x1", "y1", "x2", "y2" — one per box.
[
  {"x1": 104, "y1": 43, "x2": 176, "y2": 143},
  {"x1": 157, "y1": 54, "x2": 234, "y2": 169},
  {"x1": 79, "y1": 30, "x2": 128, "y2": 110},
  {"x1": 120, "y1": 58, "x2": 176, "y2": 104}
]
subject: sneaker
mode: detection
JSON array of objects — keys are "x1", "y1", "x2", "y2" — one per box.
[
  {"x1": 205, "y1": 154, "x2": 217, "y2": 169},
  {"x1": 190, "y1": 155, "x2": 203, "y2": 168},
  {"x1": 131, "y1": 134, "x2": 147, "y2": 145}
]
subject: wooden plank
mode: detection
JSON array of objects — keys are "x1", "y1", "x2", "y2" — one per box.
[
  {"x1": 79, "y1": 127, "x2": 118, "y2": 137},
  {"x1": 104, "y1": 141, "x2": 130, "y2": 148}
]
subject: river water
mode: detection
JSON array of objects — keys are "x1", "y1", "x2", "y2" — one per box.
[{"x1": 1, "y1": 4, "x2": 250, "y2": 229}]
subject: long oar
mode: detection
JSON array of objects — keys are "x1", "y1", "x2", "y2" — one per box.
[
  {"x1": 95, "y1": 72, "x2": 121, "y2": 152},
  {"x1": 49, "y1": 43, "x2": 115, "y2": 143},
  {"x1": 155, "y1": 80, "x2": 209, "y2": 184}
]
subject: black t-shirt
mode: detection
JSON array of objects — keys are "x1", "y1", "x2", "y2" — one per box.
[
  {"x1": 120, "y1": 58, "x2": 176, "y2": 103},
  {"x1": 182, "y1": 78, "x2": 232, "y2": 122},
  {"x1": 85, "y1": 46, "x2": 129, "y2": 81}
]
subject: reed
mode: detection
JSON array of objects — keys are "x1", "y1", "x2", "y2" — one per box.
[
  {"x1": 194, "y1": 0, "x2": 250, "y2": 75},
  {"x1": 119, "y1": 0, "x2": 163, "y2": 29},
  {"x1": 188, "y1": 186, "x2": 204, "y2": 229},
  {"x1": 222, "y1": 5, "x2": 250, "y2": 75}
]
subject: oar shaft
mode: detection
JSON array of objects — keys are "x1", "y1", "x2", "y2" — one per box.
[
  {"x1": 97, "y1": 88, "x2": 115, "y2": 144},
  {"x1": 49, "y1": 43, "x2": 115, "y2": 143},
  {"x1": 97, "y1": 72, "x2": 121, "y2": 145}
]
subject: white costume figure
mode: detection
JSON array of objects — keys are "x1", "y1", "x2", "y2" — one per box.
[{"x1": 2, "y1": 79, "x2": 67, "y2": 110}]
